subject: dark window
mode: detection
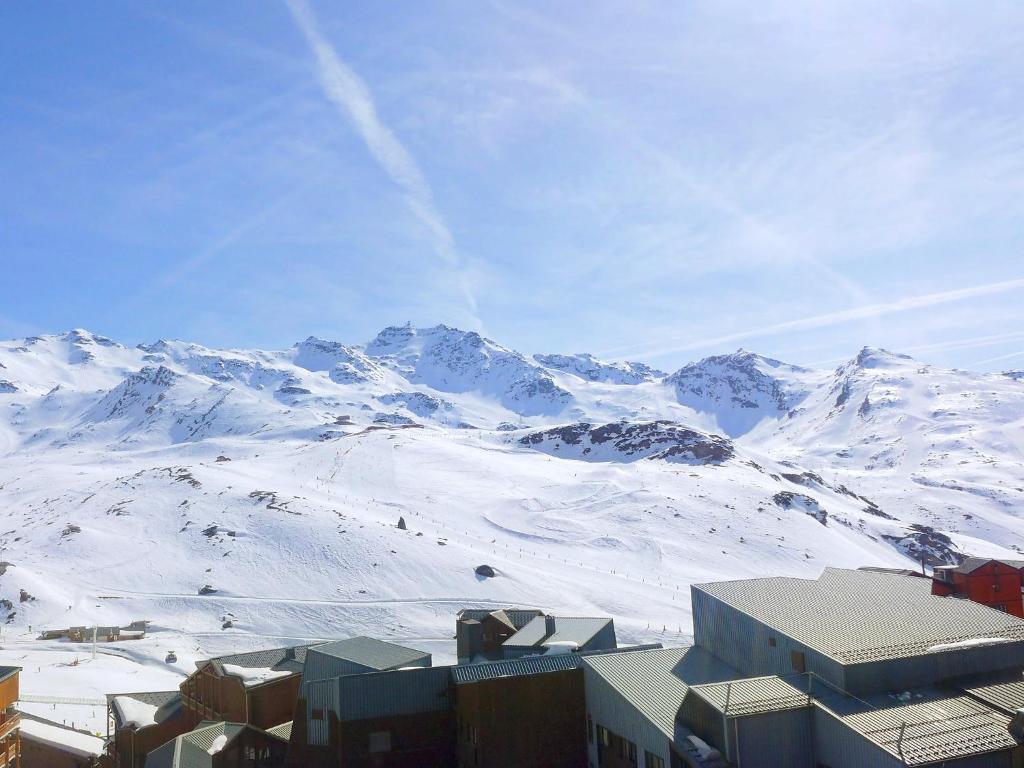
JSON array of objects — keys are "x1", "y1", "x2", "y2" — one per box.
[
  {"x1": 368, "y1": 731, "x2": 392, "y2": 753},
  {"x1": 587, "y1": 715, "x2": 594, "y2": 744},
  {"x1": 597, "y1": 725, "x2": 611, "y2": 747},
  {"x1": 645, "y1": 752, "x2": 666, "y2": 768},
  {"x1": 628, "y1": 741, "x2": 638, "y2": 766},
  {"x1": 311, "y1": 708, "x2": 324, "y2": 721},
  {"x1": 768, "y1": 636, "x2": 777, "y2": 648},
  {"x1": 791, "y1": 650, "x2": 806, "y2": 673}
]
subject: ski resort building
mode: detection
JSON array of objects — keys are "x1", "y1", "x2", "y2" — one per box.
[
  {"x1": 180, "y1": 645, "x2": 312, "y2": 731},
  {"x1": 501, "y1": 615, "x2": 617, "y2": 659},
  {"x1": 17, "y1": 713, "x2": 104, "y2": 768},
  {"x1": 582, "y1": 568, "x2": 1024, "y2": 768},
  {"x1": 0, "y1": 666, "x2": 20, "y2": 768},
  {"x1": 143, "y1": 721, "x2": 289, "y2": 768},
  {"x1": 106, "y1": 690, "x2": 187, "y2": 768},
  {"x1": 455, "y1": 608, "x2": 543, "y2": 662},
  {"x1": 931, "y1": 557, "x2": 1024, "y2": 617}
]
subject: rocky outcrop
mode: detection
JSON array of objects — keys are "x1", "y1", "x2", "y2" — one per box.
[{"x1": 519, "y1": 420, "x2": 733, "y2": 464}]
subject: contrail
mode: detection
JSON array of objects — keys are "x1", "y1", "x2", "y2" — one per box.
[
  {"x1": 602, "y1": 277, "x2": 1024, "y2": 359},
  {"x1": 285, "y1": 0, "x2": 477, "y2": 320}
]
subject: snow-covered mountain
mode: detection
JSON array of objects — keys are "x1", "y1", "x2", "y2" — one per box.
[{"x1": 1, "y1": 326, "x2": 1022, "y2": 721}]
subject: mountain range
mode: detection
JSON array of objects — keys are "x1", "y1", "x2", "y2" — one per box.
[{"x1": 1, "y1": 324, "x2": 1022, "y2": 663}]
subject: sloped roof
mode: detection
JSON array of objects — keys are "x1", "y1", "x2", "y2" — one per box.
[
  {"x1": 687, "y1": 676, "x2": 810, "y2": 717},
  {"x1": 694, "y1": 568, "x2": 1024, "y2": 664},
  {"x1": 203, "y1": 644, "x2": 313, "y2": 676},
  {"x1": 820, "y1": 692, "x2": 1017, "y2": 766},
  {"x1": 266, "y1": 721, "x2": 292, "y2": 741},
  {"x1": 957, "y1": 671, "x2": 1024, "y2": 714},
  {"x1": 582, "y1": 646, "x2": 739, "y2": 739},
  {"x1": 0, "y1": 666, "x2": 19, "y2": 684},
  {"x1": 147, "y1": 722, "x2": 246, "y2": 768},
  {"x1": 458, "y1": 608, "x2": 543, "y2": 629},
  {"x1": 106, "y1": 690, "x2": 182, "y2": 728},
  {"x1": 451, "y1": 653, "x2": 582, "y2": 683},
  {"x1": 503, "y1": 616, "x2": 612, "y2": 648},
  {"x1": 310, "y1": 636, "x2": 430, "y2": 670},
  {"x1": 942, "y1": 557, "x2": 1024, "y2": 574}
]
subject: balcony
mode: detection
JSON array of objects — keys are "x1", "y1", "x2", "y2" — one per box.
[{"x1": 0, "y1": 707, "x2": 19, "y2": 740}]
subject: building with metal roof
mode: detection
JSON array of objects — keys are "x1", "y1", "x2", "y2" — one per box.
[
  {"x1": 692, "y1": 567, "x2": 1024, "y2": 693},
  {"x1": 302, "y1": 636, "x2": 431, "y2": 683},
  {"x1": 456, "y1": 607, "x2": 544, "y2": 662},
  {"x1": 106, "y1": 690, "x2": 187, "y2": 768},
  {"x1": 502, "y1": 615, "x2": 616, "y2": 658},
  {"x1": 145, "y1": 720, "x2": 290, "y2": 768}
]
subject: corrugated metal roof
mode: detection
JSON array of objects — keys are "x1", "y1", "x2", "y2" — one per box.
[
  {"x1": 582, "y1": 646, "x2": 739, "y2": 739},
  {"x1": 958, "y1": 672, "x2": 1024, "y2": 714},
  {"x1": 309, "y1": 636, "x2": 430, "y2": 670},
  {"x1": 503, "y1": 616, "x2": 612, "y2": 648},
  {"x1": 0, "y1": 666, "x2": 20, "y2": 684},
  {"x1": 205, "y1": 644, "x2": 313, "y2": 675},
  {"x1": 831, "y1": 694, "x2": 1017, "y2": 766},
  {"x1": 148, "y1": 722, "x2": 246, "y2": 768},
  {"x1": 694, "y1": 568, "x2": 1024, "y2": 664},
  {"x1": 265, "y1": 721, "x2": 292, "y2": 741},
  {"x1": 458, "y1": 608, "x2": 543, "y2": 629},
  {"x1": 451, "y1": 653, "x2": 582, "y2": 683},
  {"x1": 687, "y1": 676, "x2": 811, "y2": 717},
  {"x1": 336, "y1": 665, "x2": 451, "y2": 721}
]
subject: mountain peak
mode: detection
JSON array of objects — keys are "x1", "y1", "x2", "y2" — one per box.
[{"x1": 852, "y1": 347, "x2": 914, "y2": 369}]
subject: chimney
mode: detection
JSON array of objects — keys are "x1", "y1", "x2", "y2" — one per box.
[{"x1": 544, "y1": 615, "x2": 556, "y2": 638}]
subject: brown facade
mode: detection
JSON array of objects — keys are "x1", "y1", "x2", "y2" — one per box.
[
  {"x1": 455, "y1": 669, "x2": 587, "y2": 768},
  {"x1": 109, "y1": 709, "x2": 188, "y2": 768},
  {"x1": 19, "y1": 737, "x2": 96, "y2": 768},
  {"x1": 287, "y1": 704, "x2": 455, "y2": 768},
  {"x1": 181, "y1": 667, "x2": 301, "y2": 730},
  {"x1": 0, "y1": 670, "x2": 20, "y2": 768},
  {"x1": 219, "y1": 727, "x2": 289, "y2": 768}
]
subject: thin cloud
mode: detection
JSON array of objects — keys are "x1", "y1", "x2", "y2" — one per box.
[
  {"x1": 602, "y1": 277, "x2": 1024, "y2": 359},
  {"x1": 285, "y1": 0, "x2": 478, "y2": 322},
  {"x1": 969, "y1": 348, "x2": 1024, "y2": 368}
]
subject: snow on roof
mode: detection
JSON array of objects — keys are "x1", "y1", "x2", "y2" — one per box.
[
  {"x1": 207, "y1": 733, "x2": 228, "y2": 755},
  {"x1": 221, "y1": 663, "x2": 292, "y2": 687},
  {"x1": 19, "y1": 717, "x2": 105, "y2": 758},
  {"x1": 927, "y1": 637, "x2": 1014, "y2": 653},
  {"x1": 112, "y1": 695, "x2": 160, "y2": 728}
]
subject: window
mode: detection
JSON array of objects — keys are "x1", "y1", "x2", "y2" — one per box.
[
  {"x1": 768, "y1": 636, "x2": 777, "y2": 648},
  {"x1": 368, "y1": 731, "x2": 392, "y2": 753},
  {"x1": 587, "y1": 714, "x2": 594, "y2": 744},
  {"x1": 311, "y1": 708, "x2": 324, "y2": 721},
  {"x1": 791, "y1": 650, "x2": 806, "y2": 673},
  {"x1": 597, "y1": 725, "x2": 611, "y2": 747},
  {"x1": 628, "y1": 741, "x2": 638, "y2": 766},
  {"x1": 645, "y1": 752, "x2": 666, "y2": 768}
]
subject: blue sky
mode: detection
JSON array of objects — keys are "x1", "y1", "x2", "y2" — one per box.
[{"x1": 2, "y1": 1, "x2": 1023, "y2": 371}]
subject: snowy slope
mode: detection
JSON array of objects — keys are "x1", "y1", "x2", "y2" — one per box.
[{"x1": 0, "y1": 327, "x2": 1022, "y2": 722}]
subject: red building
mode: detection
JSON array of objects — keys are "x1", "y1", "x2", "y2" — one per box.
[{"x1": 931, "y1": 557, "x2": 1024, "y2": 617}]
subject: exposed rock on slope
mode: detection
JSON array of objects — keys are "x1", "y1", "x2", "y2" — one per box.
[
  {"x1": 534, "y1": 353, "x2": 665, "y2": 384},
  {"x1": 519, "y1": 420, "x2": 734, "y2": 464}
]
